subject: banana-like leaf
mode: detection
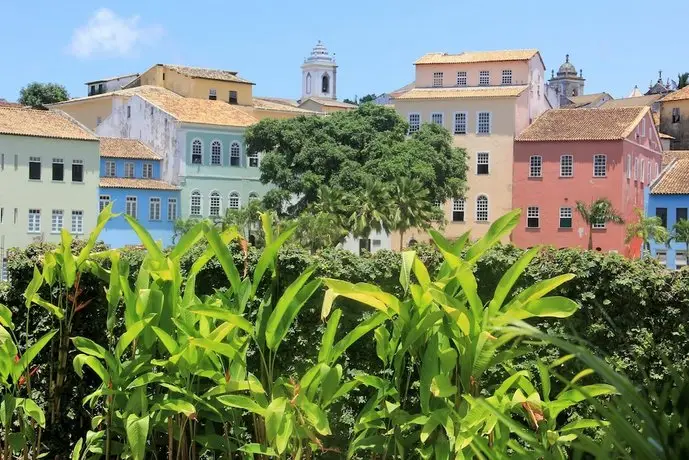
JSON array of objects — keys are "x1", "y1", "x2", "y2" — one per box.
[
  {"x1": 60, "y1": 229, "x2": 77, "y2": 288},
  {"x1": 15, "y1": 330, "x2": 57, "y2": 381},
  {"x1": 28, "y1": 295, "x2": 64, "y2": 319},
  {"x1": 265, "y1": 397, "x2": 288, "y2": 443},
  {"x1": 252, "y1": 224, "x2": 297, "y2": 295},
  {"x1": 204, "y1": 223, "x2": 242, "y2": 293},
  {"x1": 464, "y1": 209, "x2": 521, "y2": 264},
  {"x1": 24, "y1": 266, "x2": 43, "y2": 309},
  {"x1": 106, "y1": 251, "x2": 122, "y2": 333},
  {"x1": 124, "y1": 215, "x2": 165, "y2": 263},
  {"x1": 374, "y1": 325, "x2": 390, "y2": 366},
  {"x1": 152, "y1": 399, "x2": 196, "y2": 417},
  {"x1": 329, "y1": 312, "x2": 388, "y2": 364},
  {"x1": 76, "y1": 202, "x2": 116, "y2": 267},
  {"x1": 399, "y1": 251, "x2": 416, "y2": 294},
  {"x1": 125, "y1": 414, "x2": 150, "y2": 460},
  {"x1": 73, "y1": 355, "x2": 109, "y2": 383},
  {"x1": 503, "y1": 274, "x2": 575, "y2": 312},
  {"x1": 297, "y1": 396, "x2": 331, "y2": 435},
  {"x1": 487, "y1": 246, "x2": 540, "y2": 318},
  {"x1": 188, "y1": 228, "x2": 241, "y2": 277},
  {"x1": 169, "y1": 220, "x2": 205, "y2": 261},
  {"x1": 188, "y1": 307, "x2": 253, "y2": 334},
  {"x1": 318, "y1": 309, "x2": 342, "y2": 363},
  {"x1": 115, "y1": 316, "x2": 154, "y2": 359},
  {"x1": 16, "y1": 398, "x2": 46, "y2": 427},
  {"x1": 217, "y1": 395, "x2": 266, "y2": 416},
  {"x1": 238, "y1": 443, "x2": 277, "y2": 457}
]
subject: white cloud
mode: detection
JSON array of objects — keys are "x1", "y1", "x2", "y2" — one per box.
[{"x1": 67, "y1": 8, "x2": 163, "y2": 59}]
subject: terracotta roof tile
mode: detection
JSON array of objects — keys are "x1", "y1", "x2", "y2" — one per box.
[
  {"x1": 516, "y1": 107, "x2": 649, "y2": 142},
  {"x1": 600, "y1": 94, "x2": 663, "y2": 108},
  {"x1": 50, "y1": 85, "x2": 172, "y2": 106},
  {"x1": 415, "y1": 49, "x2": 539, "y2": 65},
  {"x1": 165, "y1": 65, "x2": 253, "y2": 85},
  {"x1": 652, "y1": 155, "x2": 689, "y2": 194},
  {"x1": 300, "y1": 97, "x2": 358, "y2": 108},
  {"x1": 564, "y1": 92, "x2": 611, "y2": 108},
  {"x1": 99, "y1": 137, "x2": 162, "y2": 160},
  {"x1": 393, "y1": 85, "x2": 528, "y2": 100},
  {"x1": 660, "y1": 85, "x2": 689, "y2": 102},
  {"x1": 659, "y1": 132, "x2": 674, "y2": 140},
  {"x1": 662, "y1": 150, "x2": 689, "y2": 166},
  {"x1": 100, "y1": 177, "x2": 180, "y2": 191},
  {"x1": 0, "y1": 107, "x2": 97, "y2": 141},
  {"x1": 251, "y1": 98, "x2": 318, "y2": 114}
]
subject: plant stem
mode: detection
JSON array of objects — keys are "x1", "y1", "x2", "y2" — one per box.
[
  {"x1": 168, "y1": 417, "x2": 174, "y2": 460},
  {"x1": 105, "y1": 399, "x2": 113, "y2": 460}
]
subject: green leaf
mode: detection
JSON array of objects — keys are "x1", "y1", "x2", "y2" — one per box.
[
  {"x1": 430, "y1": 374, "x2": 457, "y2": 398},
  {"x1": 106, "y1": 251, "x2": 122, "y2": 332},
  {"x1": 412, "y1": 257, "x2": 431, "y2": 288},
  {"x1": 24, "y1": 266, "x2": 44, "y2": 309},
  {"x1": 43, "y1": 251, "x2": 57, "y2": 286},
  {"x1": 73, "y1": 355, "x2": 109, "y2": 383},
  {"x1": 125, "y1": 414, "x2": 149, "y2": 460},
  {"x1": 204, "y1": 223, "x2": 242, "y2": 292},
  {"x1": 188, "y1": 228, "x2": 240, "y2": 277},
  {"x1": 76, "y1": 203, "x2": 115, "y2": 268},
  {"x1": 151, "y1": 327, "x2": 179, "y2": 354},
  {"x1": 188, "y1": 307, "x2": 253, "y2": 334},
  {"x1": 153, "y1": 399, "x2": 196, "y2": 417},
  {"x1": 504, "y1": 274, "x2": 575, "y2": 311},
  {"x1": 124, "y1": 214, "x2": 165, "y2": 262},
  {"x1": 374, "y1": 325, "x2": 390, "y2": 366},
  {"x1": 559, "y1": 419, "x2": 609, "y2": 432},
  {"x1": 0, "y1": 304, "x2": 13, "y2": 329},
  {"x1": 265, "y1": 397, "x2": 288, "y2": 443},
  {"x1": 60, "y1": 229, "x2": 77, "y2": 288},
  {"x1": 487, "y1": 246, "x2": 540, "y2": 317},
  {"x1": 252, "y1": 224, "x2": 297, "y2": 295},
  {"x1": 399, "y1": 251, "x2": 416, "y2": 294},
  {"x1": 524, "y1": 297, "x2": 579, "y2": 319},
  {"x1": 217, "y1": 395, "x2": 266, "y2": 416},
  {"x1": 329, "y1": 312, "x2": 387, "y2": 364},
  {"x1": 16, "y1": 330, "x2": 57, "y2": 379},
  {"x1": 115, "y1": 316, "x2": 154, "y2": 359},
  {"x1": 29, "y1": 295, "x2": 65, "y2": 319},
  {"x1": 191, "y1": 338, "x2": 245, "y2": 365},
  {"x1": 238, "y1": 443, "x2": 277, "y2": 457},
  {"x1": 71, "y1": 438, "x2": 83, "y2": 460},
  {"x1": 16, "y1": 398, "x2": 46, "y2": 427},
  {"x1": 556, "y1": 384, "x2": 618, "y2": 403},
  {"x1": 318, "y1": 309, "x2": 342, "y2": 363},
  {"x1": 169, "y1": 220, "x2": 205, "y2": 261},
  {"x1": 126, "y1": 372, "x2": 166, "y2": 389},
  {"x1": 464, "y1": 209, "x2": 521, "y2": 264},
  {"x1": 297, "y1": 397, "x2": 331, "y2": 435},
  {"x1": 72, "y1": 337, "x2": 107, "y2": 359}
]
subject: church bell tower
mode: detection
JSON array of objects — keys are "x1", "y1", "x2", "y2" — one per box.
[{"x1": 301, "y1": 40, "x2": 337, "y2": 101}]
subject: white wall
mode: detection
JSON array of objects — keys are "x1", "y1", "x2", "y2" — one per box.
[
  {"x1": 302, "y1": 64, "x2": 336, "y2": 100},
  {"x1": 341, "y1": 229, "x2": 391, "y2": 255}
]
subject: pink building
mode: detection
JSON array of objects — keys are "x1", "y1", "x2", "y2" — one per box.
[{"x1": 512, "y1": 106, "x2": 662, "y2": 255}]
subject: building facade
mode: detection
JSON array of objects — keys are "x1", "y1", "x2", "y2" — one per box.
[
  {"x1": 513, "y1": 107, "x2": 662, "y2": 255},
  {"x1": 548, "y1": 54, "x2": 585, "y2": 105},
  {"x1": 0, "y1": 107, "x2": 100, "y2": 278},
  {"x1": 301, "y1": 41, "x2": 337, "y2": 101},
  {"x1": 659, "y1": 86, "x2": 689, "y2": 150},
  {"x1": 86, "y1": 73, "x2": 139, "y2": 96}
]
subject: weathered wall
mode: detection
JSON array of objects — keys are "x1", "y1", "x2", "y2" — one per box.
[{"x1": 660, "y1": 99, "x2": 689, "y2": 149}]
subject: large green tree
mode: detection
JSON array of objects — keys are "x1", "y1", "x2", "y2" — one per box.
[
  {"x1": 625, "y1": 208, "x2": 669, "y2": 255},
  {"x1": 576, "y1": 198, "x2": 624, "y2": 250},
  {"x1": 390, "y1": 177, "x2": 443, "y2": 250},
  {"x1": 18, "y1": 82, "x2": 69, "y2": 107},
  {"x1": 246, "y1": 104, "x2": 468, "y2": 216}
]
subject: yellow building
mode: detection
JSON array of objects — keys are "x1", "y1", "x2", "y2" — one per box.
[{"x1": 659, "y1": 85, "x2": 689, "y2": 150}]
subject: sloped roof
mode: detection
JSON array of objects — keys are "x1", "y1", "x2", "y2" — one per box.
[
  {"x1": 99, "y1": 137, "x2": 162, "y2": 160},
  {"x1": 393, "y1": 85, "x2": 528, "y2": 100},
  {"x1": 299, "y1": 97, "x2": 357, "y2": 108},
  {"x1": 652, "y1": 154, "x2": 689, "y2": 194},
  {"x1": 601, "y1": 94, "x2": 663, "y2": 108},
  {"x1": 660, "y1": 85, "x2": 689, "y2": 102},
  {"x1": 0, "y1": 107, "x2": 97, "y2": 141},
  {"x1": 164, "y1": 65, "x2": 254, "y2": 85},
  {"x1": 389, "y1": 82, "x2": 416, "y2": 98},
  {"x1": 255, "y1": 97, "x2": 299, "y2": 107},
  {"x1": 85, "y1": 73, "x2": 139, "y2": 85},
  {"x1": 100, "y1": 177, "x2": 180, "y2": 191},
  {"x1": 252, "y1": 98, "x2": 318, "y2": 114},
  {"x1": 415, "y1": 49, "x2": 539, "y2": 65},
  {"x1": 49, "y1": 85, "x2": 171, "y2": 105},
  {"x1": 662, "y1": 150, "x2": 689, "y2": 166},
  {"x1": 565, "y1": 92, "x2": 611, "y2": 108},
  {"x1": 516, "y1": 107, "x2": 649, "y2": 142}
]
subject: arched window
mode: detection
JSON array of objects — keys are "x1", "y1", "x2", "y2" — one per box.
[
  {"x1": 209, "y1": 191, "x2": 221, "y2": 217},
  {"x1": 321, "y1": 73, "x2": 329, "y2": 93},
  {"x1": 210, "y1": 140, "x2": 222, "y2": 165},
  {"x1": 476, "y1": 195, "x2": 489, "y2": 222},
  {"x1": 228, "y1": 192, "x2": 240, "y2": 210},
  {"x1": 248, "y1": 151, "x2": 259, "y2": 168},
  {"x1": 306, "y1": 73, "x2": 312, "y2": 95},
  {"x1": 190, "y1": 190, "x2": 202, "y2": 216},
  {"x1": 248, "y1": 192, "x2": 259, "y2": 202},
  {"x1": 230, "y1": 142, "x2": 241, "y2": 167},
  {"x1": 192, "y1": 139, "x2": 203, "y2": 164}
]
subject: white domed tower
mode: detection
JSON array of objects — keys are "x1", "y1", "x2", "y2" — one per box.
[
  {"x1": 301, "y1": 40, "x2": 337, "y2": 100},
  {"x1": 548, "y1": 54, "x2": 585, "y2": 100}
]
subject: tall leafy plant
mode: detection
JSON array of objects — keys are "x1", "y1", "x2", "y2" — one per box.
[{"x1": 576, "y1": 198, "x2": 624, "y2": 250}]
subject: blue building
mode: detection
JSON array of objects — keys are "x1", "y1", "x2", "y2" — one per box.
[
  {"x1": 646, "y1": 152, "x2": 689, "y2": 269},
  {"x1": 98, "y1": 137, "x2": 180, "y2": 247}
]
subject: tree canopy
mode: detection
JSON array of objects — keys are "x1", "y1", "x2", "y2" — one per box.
[
  {"x1": 246, "y1": 104, "x2": 468, "y2": 216},
  {"x1": 18, "y1": 82, "x2": 69, "y2": 107}
]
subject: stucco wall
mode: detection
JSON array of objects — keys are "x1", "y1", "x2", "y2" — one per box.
[
  {"x1": 646, "y1": 189, "x2": 689, "y2": 269},
  {"x1": 53, "y1": 96, "x2": 116, "y2": 131},
  {"x1": 660, "y1": 99, "x2": 689, "y2": 149},
  {"x1": 415, "y1": 61, "x2": 530, "y2": 88}
]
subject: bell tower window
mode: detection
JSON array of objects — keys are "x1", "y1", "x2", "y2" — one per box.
[
  {"x1": 322, "y1": 74, "x2": 330, "y2": 94},
  {"x1": 306, "y1": 73, "x2": 312, "y2": 94}
]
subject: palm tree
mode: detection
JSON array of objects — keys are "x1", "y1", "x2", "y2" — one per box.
[
  {"x1": 389, "y1": 177, "x2": 441, "y2": 251},
  {"x1": 311, "y1": 185, "x2": 352, "y2": 228},
  {"x1": 671, "y1": 219, "x2": 689, "y2": 254},
  {"x1": 348, "y1": 179, "x2": 393, "y2": 241},
  {"x1": 625, "y1": 208, "x2": 669, "y2": 255},
  {"x1": 575, "y1": 198, "x2": 624, "y2": 250},
  {"x1": 678, "y1": 72, "x2": 689, "y2": 90}
]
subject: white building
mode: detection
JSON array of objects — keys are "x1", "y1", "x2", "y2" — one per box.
[{"x1": 301, "y1": 41, "x2": 337, "y2": 101}]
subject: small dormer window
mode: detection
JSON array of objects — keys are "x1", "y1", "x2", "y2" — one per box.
[
  {"x1": 479, "y1": 71, "x2": 490, "y2": 86},
  {"x1": 229, "y1": 91, "x2": 238, "y2": 104},
  {"x1": 89, "y1": 85, "x2": 96, "y2": 96},
  {"x1": 433, "y1": 72, "x2": 444, "y2": 87},
  {"x1": 98, "y1": 83, "x2": 105, "y2": 93},
  {"x1": 501, "y1": 70, "x2": 512, "y2": 85},
  {"x1": 322, "y1": 74, "x2": 330, "y2": 94},
  {"x1": 209, "y1": 89, "x2": 217, "y2": 100}
]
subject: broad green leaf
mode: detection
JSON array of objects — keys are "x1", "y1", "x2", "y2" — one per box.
[
  {"x1": 556, "y1": 384, "x2": 618, "y2": 403},
  {"x1": 275, "y1": 412, "x2": 293, "y2": 455},
  {"x1": 238, "y1": 443, "x2": 277, "y2": 457},
  {"x1": 115, "y1": 316, "x2": 154, "y2": 359},
  {"x1": 106, "y1": 251, "x2": 121, "y2": 332},
  {"x1": 323, "y1": 380, "x2": 360, "y2": 408},
  {"x1": 126, "y1": 372, "x2": 166, "y2": 389},
  {"x1": 266, "y1": 269, "x2": 320, "y2": 350},
  {"x1": 188, "y1": 307, "x2": 253, "y2": 334},
  {"x1": 297, "y1": 397, "x2": 331, "y2": 435},
  {"x1": 559, "y1": 419, "x2": 609, "y2": 432},
  {"x1": 260, "y1": 211, "x2": 275, "y2": 246},
  {"x1": 169, "y1": 220, "x2": 205, "y2": 261},
  {"x1": 73, "y1": 355, "x2": 109, "y2": 383},
  {"x1": 71, "y1": 438, "x2": 83, "y2": 460},
  {"x1": 318, "y1": 309, "x2": 342, "y2": 363},
  {"x1": 504, "y1": 274, "x2": 575, "y2": 312},
  {"x1": 153, "y1": 399, "x2": 196, "y2": 417},
  {"x1": 125, "y1": 414, "x2": 149, "y2": 460},
  {"x1": 252, "y1": 224, "x2": 297, "y2": 295},
  {"x1": 487, "y1": 246, "x2": 540, "y2": 317},
  {"x1": 329, "y1": 312, "x2": 387, "y2": 364},
  {"x1": 43, "y1": 251, "x2": 57, "y2": 286},
  {"x1": 72, "y1": 337, "x2": 107, "y2": 359},
  {"x1": 76, "y1": 202, "x2": 115, "y2": 267},
  {"x1": 29, "y1": 295, "x2": 65, "y2": 319},
  {"x1": 265, "y1": 397, "x2": 288, "y2": 443},
  {"x1": 464, "y1": 209, "x2": 521, "y2": 264},
  {"x1": 204, "y1": 223, "x2": 242, "y2": 292},
  {"x1": 16, "y1": 398, "x2": 46, "y2": 427},
  {"x1": 537, "y1": 360, "x2": 551, "y2": 401},
  {"x1": 412, "y1": 257, "x2": 431, "y2": 288},
  {"x1": 399, "y1": 251, "x2": 416, "y2": 293},
  {"x1": 321, "y1": 288, "x2": 336, "y2": 320},
  {"x1": 0, "y1": 304, "x2": 13, "y2": 328},
  {"x1": 454, "y1": 266, "x2": 483, "y2": 322},
  {"x1": 188, "y1": 228, "x2": 240, "y2": 277},
  {"x1": 374, "y1": 325, "x2": 390, "y2": 366},
  {"x1": 322, "y1": 279, "x2": 394, "y2": 315},
  {"x1": 217, "y1": 395, "x2": 266, "y2": 416},
  {"x1": 191, "y1": 338, "x2": 245, "y2": 365},
  {"x1": 523, "y1": 297, "x2": 579, "y2": 319},
  {"x1": 123, "y1": 215, "x2": 165, "y2": 262},
  {"x1": 16, "y1": 330, "x2": 57, "y2": 379},
  {"x1": 60, "y1": 229, "x2": 77, "y2": 288},
  {"x1": 24, "y1": 266, "x2": 43, "y2": 309},
  {"x1": 151, "y1": 327, "x2": 179, "y2": 354},
  {"x1": 430, "y1": 374, "x2": 457, "y2": 398}
]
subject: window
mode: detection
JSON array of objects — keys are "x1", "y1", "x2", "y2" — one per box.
[
  {"x1": 29, "y1": 157, "x2": 41, "y2": 180},
  {"x1": 211, "y1": 140, "x2": 222, "y2": 165},
  {"x1": 656, "y1": 207, "x2": 668, "y2": 228},
  {"x1": 71, "y1": 210, "x2": 84, "y2": 234},
  {"x1": 322, "y1": 74, "x2": 330, "y2": 93},
  {"x1": 28, "y1": 209, "x2": 41, "y2": 233},
  {"x1": 527, "y1": 207, "x2": 540, "y2": 228},
  {"x1": 99, "y1": 195, "x2": 110, "y2": 212},
  {"x1": 105, "y1": 161, "x2": 116, "y2": 177},
  {"x1": 677, "y1": 208, "x2": 688, "y2": 222},
  {"x1": 672, "y1": 107, "x2": 680, "y2": 123},
  {"x1": 190, "y1": 191, "x2": 202, "y2": 216},
  {"x1": 72, "y1": 159, "x2": 84, "y2": 183},
  {"x1": 477, "y1": 112, "x2": 491, "y2": 134},
  {"x1": 1, "y1": 153, "x2": 3, "y2": 170},
  {"x1": 529, "y1": 155, "x2": 542, "y2": 177},
  {"x1": 143, "y1": 163, "x2": 153, "y2": 179},
  {"x1": 230, "y1": 142, "x2": 241, "y2": 166},
  {"x1": 305, "y1": 73, "x2": 312, "y2": 95},
  {"x1": 431, "y1": 113, "x2": 443, "y2": 125},
  {"x1": 433, "y1": 72, "x2": 444, "y2": 87},
  {"x1": 209, "y1": 89, "x2": 217, "y2": 100},
  {"x1": 476, "y1": 152, "x2": 489, "y2": 175},
  {"x1": 559, "y1": 207, "x2": 573, "y2": 228},
  {"x1": 475, "y1": 195, "x2": 489, "y2": 222},
  {"x1": 1, "y1": 255, "x2": 6, "y2": 282},
  {"x1": 127, "y1": 106, "x2": 131, "y2": 118},
  {"x1": 501, "y1": 70, "x2": 512, "y2": 85},
  {"x1": 52, "y1": 158, "x2": 64, "y2": 181},
  {"x1": 479, "y1": 70, "x2": 490, "y2": 86},
  {"x1": 634, "y1": 158, "x2": 638, "y2": 180},
  {"x1": 408, "y1": 113, "x2": 420, "y2": 133},
  {"x1": 167, "y1": 198, "x2": 178, "y2": 221},
  {"x1": 655, "y1": 162, "x2": 659, "y2": 178},
  {"x1": 124, "y1": 162, "x2": 135, "y2": 178},
  {"x1": 125, "y1": 196, "x2": 137, "y2": 218},
  {"x1": 677, "y1": 251, "x2": 688, "y2": 268},
  {"x1": 248, "y1": 151, "x2": 259, "y2": 168},
  {"x1": 96, "y1": 116, "x2": 102, "y2": 126},
  {"x1": 249, "y1": 192, "x2": 259, "y2": 202},
  {"x1": 228, "y1": 192, "x2": 240, "y2": 210},
  {"x1": 229, "y1": 91, "x2": 238, "y2": 104},
  {"x1": 640, "y1": 159, "x2": 645, "y2": 182},
  {"x1": 209, "y1": 192, "x2": 221, "y2": 217},
  {"x1": 656, "y1": 250, "x2": 667, "y2": 266},
  {"x1": 641, "y1": 118, "x2": 646, "y2": 136},
  {"x1": 453, "y1": 112, "x2": 467, "y2": 134},
  {"x1": 592, "y1": 221, "x2": 607, "y2": 229},
  {"x1": 51, "y1": 210, "x2": 63, "y2": 233},
  {"x1": 149, "y1": 197, "x2": 161, "y2": 221},
  {"x1": 593, "y1": 154, "x2": 607, "y2": 177},
  {"x1": 150, "y1": 107, "x2": 154, "y2": 116},
  {"x1": 456, "y1": 71, "x2": 467, "y2": 86},
  {"x1": 192, "y1": 139, "x2": 203, "y2": 164},
  {"x1": 626, "y1": 154, "x2": 631, "y2": 179},
  {"x1": 452, "y1": 199, "x2": 465, "y2": 222},
  {"x1": 559, "y1": 155, "x2": 573, "y2": 177}
]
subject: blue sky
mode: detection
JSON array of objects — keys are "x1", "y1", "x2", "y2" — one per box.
[{"x1": 1, "y1": 0, "x2": 686, "y2": 102}]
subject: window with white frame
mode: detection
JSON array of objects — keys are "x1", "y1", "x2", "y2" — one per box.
[
  {"x1": 626, "y1": 154, "x2": 631, "y2": 179},
  {"x1": 593, "y1": 154, "x2": 607, "y2": 177},
  {"x1": 656, "y1": 250, "x2": 667, "y2": 266},
  {"x1": 72, "y1": 159, "x2": 84, "y2": 183},
  {"x1": 477, "y1": 112, "x2": 491, "y2": 134},
  {"x1": 452, "y1": 198, "x2": 465, "y2": 222},
  {"x1": 209, "y1": 192, "x2": 221, "y2": 217},
  {"x1": 433, "y1": 72, "x2": 444, "y2": 87},
  {"x1": 124, "y1": 162, "x2": 135, "y2": 178},
  {"x1": 529, "y1": 155, "x2": 542, "y2": 177},
  {"x1": 230, "y1": 142, "x2": 241, "y2": 166},
  {"x1": 592, "y1": 220, "x2": 606, "y2": 229},
  {"x1": 248, "y1": 151, "x2": 259, "y2": 168},
  {"x1": 192, "y1": 140, "x2": 203, "y2": 164},
  {"x1": 99, "y1": 195, "x2": 110, "y2": 212},
  {"x1": 476, "y1": 152, "x2": 489, "y2": 175},
  {"x1": 655, "y1": 162, "x2": 659, "y2": 178},
  {"x1": 190, "y1": 191, "x2": 202, "y2": 216},
  {"x1": 453, "y1": 113, "x2": 467, "y2": 134},
  {"x1": 634, "y1": 157, "x2": 638, "y2": 180},
  {"x1": 71, "y1": 210, "x2": 84, "y2": 234},
  {"x1": 456, "y1": 71, "x2": 467, "y2": 86},
  {"x1": 149, "y1": 197, "x2": 161, "y2": 221},
  {"x1": 106, "y1": 161, "x2": 116, "y2": 177},
  {"x1": 29, "y1": 157, "x2": 41, "y2": 180},
  {"x1": 142, "y1": 163, "x2": 153, "y2": 179},
  {"x1": 676, "y1": 251, "x2": 688, "y2": 268},
  {"x1": 559, "y1": 207, "x2": 573, "y2": 228},
  {"x1": 228, "y1": 192, "x2": 240, "y2": 210},
  {"x1": 479, "y1": 70, "x2": 490, "y2": 86},
  {"x1": 249, "y1": 192, "x2": 259, "y2": 202},
  {"x1": 641, "y1": 118, "x2": 646, "y2": 136},
  {"x1": 431, "y1": 113, "x2": 443, "y2": 126},
  {"x1": 167, "y1": 198, "x2": 177, "y2": 221},
  {"x1": 51, "y1": 210, "x2": 63, "y2": 233},
  {"x1": 640, "y1": 159, "x2": 645, "y2": 182},
  {"x1": 527, "y1": 207, "x2": 540, "y2": 228},
  {"x1": 501, "y1": 70, "x2": 512, "y2": 85},
  {"x1": 211, "y1": 140, "x2": 222, "y2": 165},
  {"x1": 408, "y1": 113, "x2": 420, "y2": 133},
  {"x1": 476, "y1": 195, "x2": 489, "y2": 222},
  {"x1": 52, "y1": 158, "x2": 64, "y2": 181},
  {"x1": 560, "y1": 155, "x2": 573, "y2": 177},
  {"x1": 209, "y1": 89, "x2": 217, "y2": 100},
  {"x1": 125, "y1": 196, "x2": 137, "y2": 218},
  {"x1": 28, "y1": 209, "x2": 41, "y2": 233}
]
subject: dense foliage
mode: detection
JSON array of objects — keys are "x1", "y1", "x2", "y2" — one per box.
[{"x1": 17, "y1": 82, "x2": 69, "y2": 107}]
